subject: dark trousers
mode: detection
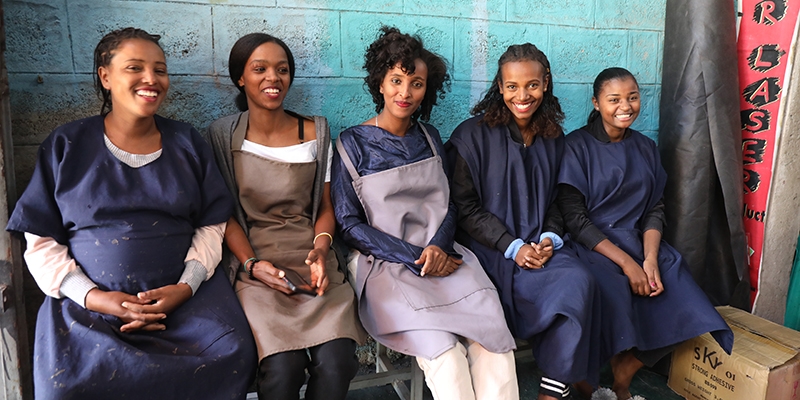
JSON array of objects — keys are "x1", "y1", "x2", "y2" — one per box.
[{"x1": 257, "y1": 338, "x2": 358, "y2": 400}]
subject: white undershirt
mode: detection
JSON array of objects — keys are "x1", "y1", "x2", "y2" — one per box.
[{"x1": 241, "y1": 139, "x2": 333, "y2": 182}]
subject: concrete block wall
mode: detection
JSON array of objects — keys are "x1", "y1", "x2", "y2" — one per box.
[{"x1": 5, "y1": 0, "x2": 665, "y2": 190}]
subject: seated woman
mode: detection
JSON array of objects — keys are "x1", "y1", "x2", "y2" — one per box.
[
  {"x1": 332, "y1": 27, "x2": 518, "y2": 400},
  {"x1": 558, "y1": 67, "x2": 733, "y2": 400},
  {"x1": 205, "y1": 33, "x2": 365, "y2": 400},
  {"x1": 447, "y1": 43, "x2": 601, "y2": 400},
  {"x1": 6, "y1": 27, "x2": 256, "y2": 399}
]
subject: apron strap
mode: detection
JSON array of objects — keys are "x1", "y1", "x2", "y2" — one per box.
[
  {"x1": 335, "y1": 137, "x2": 361, "y2": 181},
  {"x1": 417, "y1": 122, "x2": 439, "y2": 158},
  {"x1": 231, "y1": 111, "x2": 249, "y2": 151}
]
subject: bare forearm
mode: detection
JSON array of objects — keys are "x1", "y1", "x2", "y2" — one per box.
[
  {"x1": 643, "y1": 229, "x2": 661, "y2": 261},
  {"x1": 224, "y1": 216, "x2": 256, "y2": 263},
  {"x1": 593, "y1": 239, "x2": 639, "y2": 271}
]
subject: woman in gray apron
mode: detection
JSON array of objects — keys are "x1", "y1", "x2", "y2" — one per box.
[
  {"x1": 205, "y1": 33, "x2": 365, "y2": 400},
  {"x1": 331, "y1": 27, "x2": 518, "y2": 400}
]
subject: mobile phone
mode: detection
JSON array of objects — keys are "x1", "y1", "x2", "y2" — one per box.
[{"x1": 277, "y1": 267, "x2": 318, "y2": 296}]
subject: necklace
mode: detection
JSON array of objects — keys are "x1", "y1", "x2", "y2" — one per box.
[{"x1": 375, "y1": 114, "x2": 379, "y2": 128}]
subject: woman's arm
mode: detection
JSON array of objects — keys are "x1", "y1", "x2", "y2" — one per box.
[
  {"x1": 306, "y1": 183, "x2": 335, "y2": 294},
  {"x1": 223, "y1": 217, "x2": 292, "y2": 294},
  {"x1": 558, "y1": 183, "x2": 654, "y2": 296},
  {"x1": 331, "y1": 150, "x2": 425, "y2": 272},
  {"x1": 24, "y1": 233, "x2": 171, "y2": 332}
]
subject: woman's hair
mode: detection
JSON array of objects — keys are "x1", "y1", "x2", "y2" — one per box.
[
  {"x1": 587, "y1": 67, "x2": 639, "y2": 124},
  {"x1": 471, "y1": 43, "x2": 563, "y2": 139},
  {"x1": 228, "y1": 33, "x2": 295, "y2": 111},
  {"x1": 363, "y1": 26, "x2": 450, "y2": 121},
  {"x1": 93, "y1": 27, "x2": 163, "y2": 116}
]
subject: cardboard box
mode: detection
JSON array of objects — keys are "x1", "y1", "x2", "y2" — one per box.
[{"x1": 668, "y1": 306, "x2": 800, "y2": 400}]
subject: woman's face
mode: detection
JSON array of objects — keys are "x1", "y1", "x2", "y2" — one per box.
[
  {"x1": 498, "y1": 60, "x2": 548, "y2": 128},
  {"x1": 238, "y1": 42, "x2": 291, "y2": 112},
  {"x1": 97, "y1": 38, "x2": 168, "y2": 119},
  {"x1": 592, "y1": 77, "x2": 640, "y2": 139},
  {"x1": 379, "y1": 58, "x2": 427, "y2": 122}
]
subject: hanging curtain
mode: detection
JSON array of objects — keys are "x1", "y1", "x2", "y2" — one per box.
[{"x1": 659, "y1": 0, "x2": 750, "y2": 309}]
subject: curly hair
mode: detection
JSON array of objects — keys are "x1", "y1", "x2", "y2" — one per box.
[
  {"x1": 587, "y1": 67, "x2": 638, "y2": 124},
  {"x1": 471, "y1": 43, "x2": 563, "y2": 139},
  {"x1": 93, "y1": 27, "x2": 163, "y2": 116},
  {"x1": 363, "y1": 26, "x2": 450, "y2": 121},
  {"x1": 228, "y1": 33, "x2": 295, "y2": 112}
]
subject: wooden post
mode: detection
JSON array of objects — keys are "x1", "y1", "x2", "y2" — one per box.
[{"x1": 0, "y1": 2, "x2": 33, "y2": 399}]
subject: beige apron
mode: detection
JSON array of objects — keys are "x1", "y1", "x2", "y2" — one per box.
[
  {"x1": 336, "y1": 123, "x2": 515, "y2": 360},
  {"x1": 232, "y1": 114, "x2": 364, "y2": 359}
]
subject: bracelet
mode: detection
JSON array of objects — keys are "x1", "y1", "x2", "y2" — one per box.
[
  {"x1": 244, "y1": 257, "x2": 258, "y2": 280},
  {"x1": 313, "y1": 232, "x2": 333, "y2": 245}
]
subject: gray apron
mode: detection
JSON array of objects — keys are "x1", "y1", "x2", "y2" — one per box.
[
  {"x1": 336, "y1": 124, "x2": 515, "y2": 360},
  {"x1": 232, "y1": 113, "x2": 364, "y2": 359}
]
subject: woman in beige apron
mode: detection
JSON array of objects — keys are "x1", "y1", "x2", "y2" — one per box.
[
  {"x1": 332, "y1": 27, "x2": 518, "y2": 400},
  {"x1": 205, "y1": 33, "x2": 365, "y2": 400}
]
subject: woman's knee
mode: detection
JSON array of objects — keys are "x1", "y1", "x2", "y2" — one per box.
[
  {"x1": 257, "y1": 350, "x2": 309, "y2": 397},
  {"x1": 308, "y1": 338, "x2": 359, "y2": 379}
]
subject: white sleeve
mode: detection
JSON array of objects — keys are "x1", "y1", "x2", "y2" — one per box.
[
  {"x1": 24, "y1": 233, "x2": 97, "y2": 305},
  {"x1": 182, "y1": 221, "x2": 226, "y2": 281}
]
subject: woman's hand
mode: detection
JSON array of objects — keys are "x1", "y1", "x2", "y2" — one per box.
[
  {"x1": 515, "y1": 244, "x2": 546, "y2": 269},
  {"x1": 642, "y1": 257, "x2": 664, "y2": 297},
  {"x1": 416, "y1": 245, "x2": 461, "y2": 277},
  {"x1": 531, "y1": 237, "x2": 554, "y2": 265},
  {"x1": 621, "y1": 261, "x2": 651, "y2": 296},
  {"x1": 251, "y1": 260, "x2": 293, "y2": 295},
  {"x1": 84, "y1": 289, "x2": 166, "y2": 333},
  {"x1": 129, "y1": 283, "x2": 193, "y2": 316},
  {"x1": 306, "y1": 249, "x2": 330, "y2": 295}
]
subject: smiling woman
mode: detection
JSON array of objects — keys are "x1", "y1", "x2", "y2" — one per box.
[
  {"x1": 332, "y1": 26, "x2": 518, "y2": 400},
  {"x1": 204, "y1": 32, "x2": 366, "y2": 400},
  {"x1": 6, "y1": 27, "x2": 257, "y2": 399}
]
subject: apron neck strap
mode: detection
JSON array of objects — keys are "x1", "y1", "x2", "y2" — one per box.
[
  {"x1": 417, "y1": 122, "x2": 438, "y2": 158},
  {"x1": 335, "y1": 137, "x2": 361, "y2": 181}
]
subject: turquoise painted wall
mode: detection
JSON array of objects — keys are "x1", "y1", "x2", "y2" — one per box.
[{"x1": 4, "y1": 0, "x2": 665, "y2": 188}]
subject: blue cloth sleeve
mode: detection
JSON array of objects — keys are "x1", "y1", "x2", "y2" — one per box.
[
  {"x1": 539, "y1": 232, "x2": 564, "y2": 250},
  {"x1": 504, "y1": 238, "x2": 525, "y2": 260},
  {"x1": 331, "y1": 148, "x2": 425, "y2": 273}
]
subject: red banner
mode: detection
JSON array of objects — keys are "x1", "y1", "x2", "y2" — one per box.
[{"x1": 738, "y1": 0, "x2": 799, "y2": 304}]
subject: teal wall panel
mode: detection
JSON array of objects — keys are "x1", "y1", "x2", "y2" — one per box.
[{"x1": 4, "y1": 0, "x2": 668, "y2": 188}]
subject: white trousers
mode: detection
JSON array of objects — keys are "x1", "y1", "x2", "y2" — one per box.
[{"x1": 415, "y1": 338, "x2": 518, "y2": 400}]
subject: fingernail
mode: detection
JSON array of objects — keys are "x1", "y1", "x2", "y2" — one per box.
[{"x1": 121, "y1": 302, "x2": 127, "y2": 308}]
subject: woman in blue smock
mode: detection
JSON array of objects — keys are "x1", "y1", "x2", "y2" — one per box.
[
  {"x1": 557, "y1": 67, "x2": 733, "y2": 400},
  {"x1": 6, "y1": 28, "x2": 256, "y2": 399},
  {"x1": 447, "y1": 43, "x2": 601, "y2": 400}
]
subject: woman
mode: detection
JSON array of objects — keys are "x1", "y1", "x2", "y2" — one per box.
[
  {"x1": 332, "y1": 27, "x2": 518, "y2": 400},
  {"x1": 205, "y1": 33, "x2": 365, "y2": 400},
  {"x1": 446, "y1": 43, "x2": 601, "y2": 400},
  {"x1": 557, "y1": 67, "x2": 733, "y2": 400},
  {"x1": 6, "y1": 28, "x2": 256, "y2": 399}
]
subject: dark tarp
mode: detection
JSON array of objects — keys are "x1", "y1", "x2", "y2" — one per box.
[{"x1": 659, "y1": 0, "x2": 750, "y2": 309}]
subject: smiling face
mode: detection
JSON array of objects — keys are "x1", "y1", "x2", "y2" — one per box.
[
  {"x1": 592, "y1": 77, "x2": 640, "y2": 140},
  {"x1": 379, "y1": 59, "x2": 428, "y2": 122},
  {"x1": 97, "y1": 38, "x2": 168, "y2": 120},
  {"x1": 498, "y1": 60, "x2": 548, "y2": 129},
  {"x1": 237, "y1": 41, "x2": 291, "y2": 112}
]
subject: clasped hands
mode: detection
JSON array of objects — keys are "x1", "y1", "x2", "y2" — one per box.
[
  {"x1": 415, "y1": 245, "x2": 463, "y2": 277},
  {"x1": 84, "y1": 283, "x2": 193, "y2": 333},
  {"x1": 621, "y1": 257, "x2": 664, "y2": 297},
  {"x1": 515, "y1": 237, "x2": 554, "y2": 269}
]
